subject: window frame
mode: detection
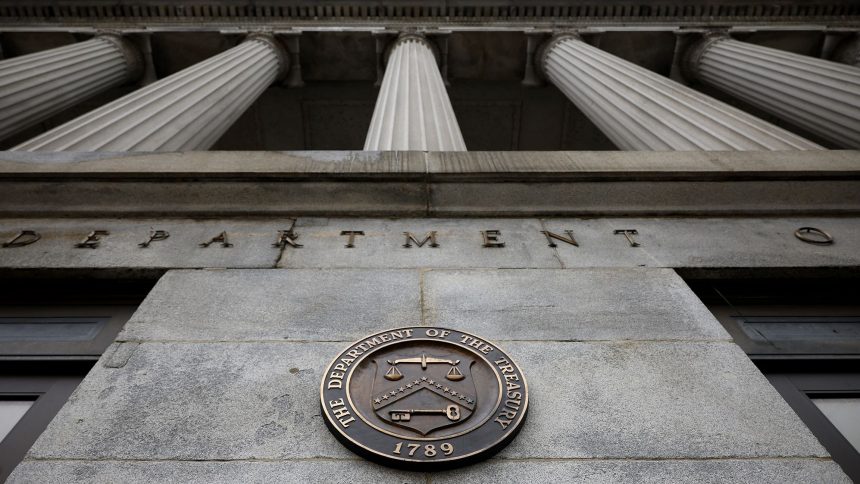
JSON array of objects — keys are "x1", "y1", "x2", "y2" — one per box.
[
  {"x1": 709, "y1": 304, "x2": 860, "y2": 357},
  {"x1": 0, "y1": 367, "x2": 90, "y2": 482},
  {"x1": 689, "y1": 277, "x2": 860, "y2": 482},
  {"x1": 766, "y1": 372, "x2": 860, "y2": 481},
  {"x1": 0, "y1": 277, "x2": 154, "y2": 481},
  {"x1": 0, "y1": 306, "x2": 136, "y2": 357}
]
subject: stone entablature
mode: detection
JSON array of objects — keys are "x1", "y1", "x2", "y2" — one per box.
[
  {"x1": 1, "y1": 0, "x2": 859, "y2": 28},
  {"x1": 0, "y1": 216, "x2": 857, "y2": 271},
  {"x1": 0, "y1": 151, "x2": 858, "y2": 218}
]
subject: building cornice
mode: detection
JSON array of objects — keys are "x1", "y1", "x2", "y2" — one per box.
[
  {"x1": 1, "y1": 1, "x2": 859, "y2": 29},
  {"x1": 0, "y1": 150, "x2": 858, "y2": 218}
]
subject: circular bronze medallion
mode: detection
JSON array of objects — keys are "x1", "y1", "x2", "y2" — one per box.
[{"x1": 320, "y1": 327, "x2": 528, "y2": 469}]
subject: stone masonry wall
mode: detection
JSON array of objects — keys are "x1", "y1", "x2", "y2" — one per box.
[{"x1": 8, "y1": 264, "x2": 850, "y2": 482}]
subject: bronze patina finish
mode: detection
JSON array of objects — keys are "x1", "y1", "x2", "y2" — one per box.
[{"x1": 320, "y1": 326, "x2": 528, "y2": 469}]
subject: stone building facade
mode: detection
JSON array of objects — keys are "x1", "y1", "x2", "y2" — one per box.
[{"x1": 0, "y1": 1, "x2": 859, "y2": 482}]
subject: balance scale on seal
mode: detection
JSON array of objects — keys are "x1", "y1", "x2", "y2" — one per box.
[{"x1": 383, "y1": 354, "x2": 466, "y2": 423}]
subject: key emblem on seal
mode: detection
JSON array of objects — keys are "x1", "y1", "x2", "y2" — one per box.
[{"x1": 320, "y1": 327, "x2": 528, "y2": 469}]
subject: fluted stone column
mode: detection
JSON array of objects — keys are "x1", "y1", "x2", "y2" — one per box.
[
  {"x1": 14, "y1": 34, "x2": 286, "y2": 152},
  {"x1": 539, "y1": 34, "x2": 821, "y2": 151},
  {"x1": 364, "y1": 34, "x2": 466, "y2": 151},
  {"x1": 685, "y1": 35, "x2": 860, "y2": 148},
  {"x1": 0, "y1": 35, "x2": 142, "y2": 141}
]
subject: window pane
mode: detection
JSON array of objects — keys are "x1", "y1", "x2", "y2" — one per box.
[
  {"x1": 0, "y1": 318, "x2": 107, "y2": 341},
  {"x1": 741, "y1": 319, "x2": 860, "y2": 342},
  {"x1": 0, "y1": 400, "x2": 34, "y2": 442},
  {"x1": 812, "y1": 398, "x2": 860, "y2": 453}
]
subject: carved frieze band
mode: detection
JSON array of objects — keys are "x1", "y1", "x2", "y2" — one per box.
[{"x1": 0, "y1": 225, "x2": 835, "y2": 250}]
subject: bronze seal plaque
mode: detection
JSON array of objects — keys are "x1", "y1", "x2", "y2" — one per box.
[{"x1": 320, "y1": 327, "x2": 528, "y2": 469}]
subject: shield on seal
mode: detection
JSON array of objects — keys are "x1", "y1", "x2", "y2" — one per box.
[{"x1": 371, "y1": 353, "x2": 477, "y2": 435}]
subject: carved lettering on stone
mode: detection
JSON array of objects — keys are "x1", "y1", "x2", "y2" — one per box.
[
  {"x1": 2, "y1": 230, "x2": 41, "y2": 248},
  {"x1": 403, "y1": 231, "x2": 439, "y2": 248},
  {"x1": 613, "y1": 229, "x2": 641, "y2": 247},
  {"x1": 340, "y1": 231, "x2": 365, "y2": 248},
  {"x1": 540, "y1": 230, "x2": 578, "y2": 247},
  {"x1": 481, "y1": 230, "x2": 505, "y2": 248},
  {"x1": 200, "y1": 231, "x2": 233, "y2": 248},
  {"x1": 75, "y1": 230, "x2": 109, "y2": 249},
  {"x1": 138, "y1": 230, "x2": 170, "y2": 248}
]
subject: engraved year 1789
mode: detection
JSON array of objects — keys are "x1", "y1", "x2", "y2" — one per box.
[{"x1": 392, "y1": 442, "x2": 454, "y2": 457}]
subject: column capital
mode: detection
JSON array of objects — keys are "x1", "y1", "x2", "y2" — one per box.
[
  {"x1": 96, "y1": 33, "x2": 145, "y2": 83},
  {"x1": 384, "y1": 32, "x2": 440, "y2": 66},
  {"x1": 536, "y1": 33, "x2": 583, "y2": 80},
  {"x1": 244, "y1": 33, "x2": 290, "y2": 79},
  {"x1": 681, "y1": 32, "x2": 730, "y2": 82}
]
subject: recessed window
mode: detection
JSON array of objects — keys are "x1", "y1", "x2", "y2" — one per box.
[
  {"x1": 0, "y1": 398, "x2": 34, "y2": 442},
  {"x1": 812, "y1": 398, "x2": 860, "y2": 453},
  {"x1": 0, "y1": 317, "x2": 108, "y2": 342},
  {"x1": 688, "y1": 277, "x2": 860, "y2": 482},
  {"x1": 0, "y1": 278, "x2": 155, "y2": 482}
]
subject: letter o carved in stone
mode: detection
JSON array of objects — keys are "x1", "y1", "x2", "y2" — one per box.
[{"x1": 794, "y1": 227, "x2": 834, "y2": 245}]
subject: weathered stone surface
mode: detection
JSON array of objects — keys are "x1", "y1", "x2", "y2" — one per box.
[
  {"x1": 501, "y1": 342, "x2": 826, "y2": 459},
  {"x1": 277, "y1": 218, "x2": 563, "y2": 269},
  {"x1": 434, "y1": 459, "x2": 850, "y2": 484},
  {"x1": 0, "y1": 218, "x2": 286, "y2": 269},
  {"x1": 612, "y1": 217, "x2": 860, "y2": 268},
  {"x1": 120, "y1": 269, "x2": 421, "y2": 342},
  {"x1": 2, "y1": 150, "x2": 858, "y2": 218},
  {"x1": 8, "y1": 460, "x2": 424, "y2": 484},
  {"x1": 537, "y1": 218, "x2": 654, "y2": 268},
  {"x1": 423, "y1": 268, "x2": 730, "y2": 341},
  {"x1": 28, "y1": 341, "x2": 824, "y2": 461},
  {"x1": 426, "y1": 149, "x2": 860, "y2": 174},
  {"x1": 430, "y1": 180, "x2": 860, "y2": 216},
  {"x1": 9, "y1": 458, "x2": 848, "y2": 484},
  {"x1": 548, "y1": 217, "x2": 860, "y2": 269},
  {"x1": 3, "y1": 149, "x2": 857, "y2": 175},
  {"x1": 0, "y1": 217, "x2": 860, "y2": 269},
  {"x1": 0, "y1": 217, "x2": 857, "y2": 270},
  {"x1": 28, "y1": 342, "x2": 351, "y2": 460},
  {"x1": 0, "y1": 180, "x2": 428, "y2": 217}
]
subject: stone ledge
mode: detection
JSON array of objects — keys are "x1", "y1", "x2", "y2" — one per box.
[
  {"x1": 434, "y1": 458, "x2": 850, "y2": 484},
  {"x1": 7, "y1": 459, "x2": 850, "y2": 484},
  {"x1": 8, "y1": 460, "x2": 424, "y2": 484},
  {"x1": 0, "y1": 151, "x2": 858, "y2": 217},
  {"x1": 1, "y1": 150, "x2": 858, "y2": 178}
]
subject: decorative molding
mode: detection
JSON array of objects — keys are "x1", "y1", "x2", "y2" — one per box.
[
  {"x1": 1, "y1": 1, "x2": 859, "y2": 29},
  {"x1": 0, "y1": 150, "x2": 858, "y2": 217}
]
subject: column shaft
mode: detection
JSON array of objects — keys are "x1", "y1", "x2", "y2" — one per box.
[
  {"x1": 364, "y1": 35, "x2": 466, "y2": 151},
  {"x1": 686, "y1": 36, "x2": 860, "y2": 148},
  {"x1": 0, "y1": 35, "x2": 141, "y2": 141},
  {"x1": 14, "y1": 35, "x2": 285, "y2": 152},
  {"x1": 541, "y1": 35, "x2": 821, "y2": 151}
]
